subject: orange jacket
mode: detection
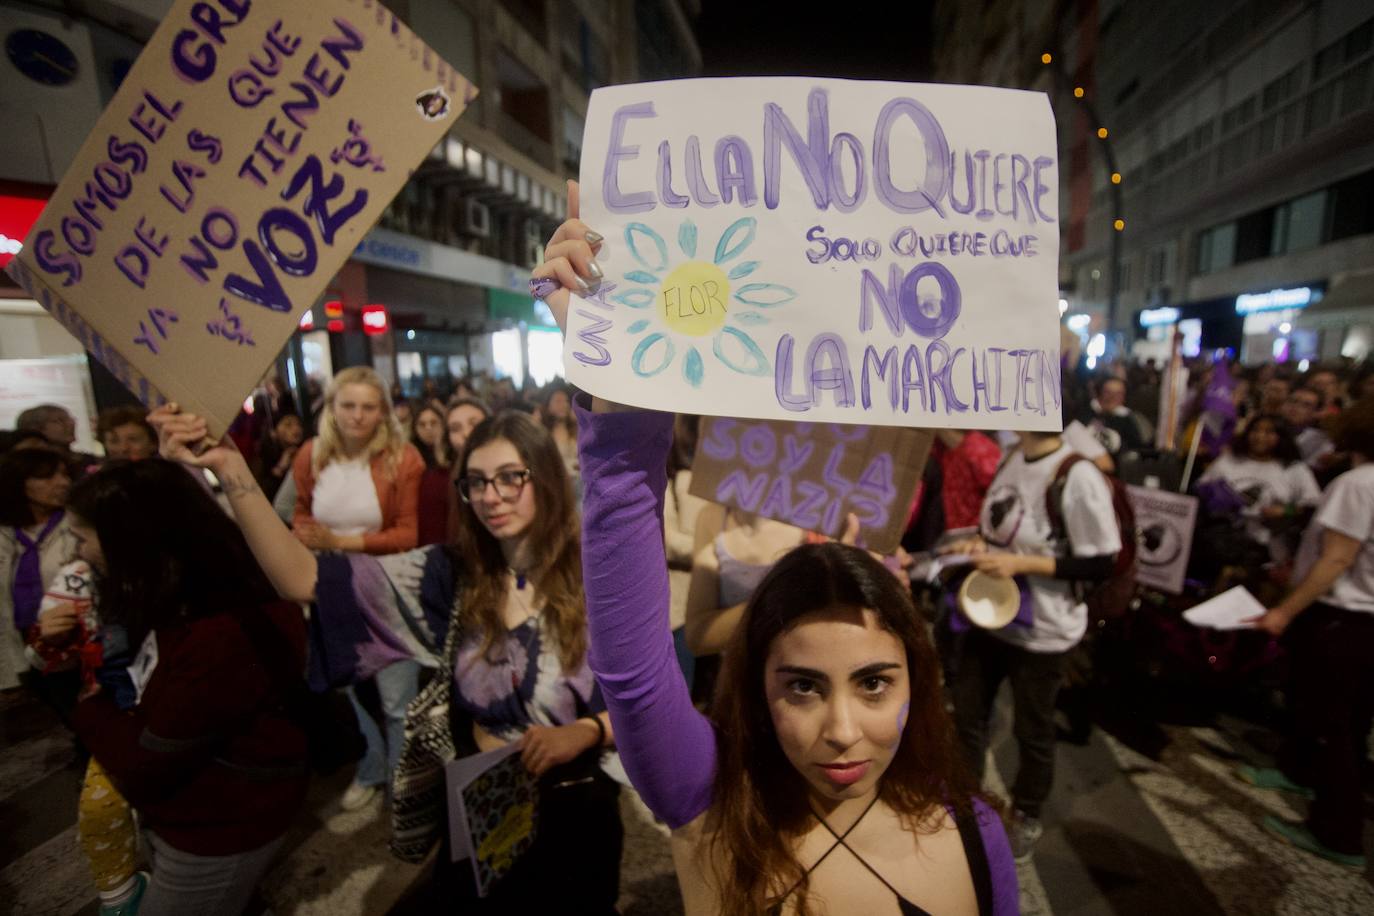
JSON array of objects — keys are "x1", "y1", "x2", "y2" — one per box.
[{"x1": 291, "y1": 438, "x2": 424, "y2": 554}]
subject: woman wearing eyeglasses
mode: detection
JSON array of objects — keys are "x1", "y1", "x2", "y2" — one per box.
[{"x1": 150, "y1": 407, "x2": 622, "y2": 914}]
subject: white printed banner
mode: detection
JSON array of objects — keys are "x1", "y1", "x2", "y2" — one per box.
[
  {"x1": 1127, "y1": 485, "x2": 1198, "y2": 595},
  {"x1": 566, "y1": 77, "x2": 1062, "y2": 431}
]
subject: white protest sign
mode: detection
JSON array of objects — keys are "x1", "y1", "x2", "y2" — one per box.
[
  {"x1": 566, "y1": 78, "x2": 1062, "y2": 431},
  {"x1": 1127, "y1": 485, "x2": 1198, "y2": 595}
]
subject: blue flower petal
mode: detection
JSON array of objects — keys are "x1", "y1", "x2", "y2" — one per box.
[
  {"x1": 733, "y1": 311, "x2": 769, "y2": 326},
  {"x1": 611, "y1": 288, "x2": 657, "y2": 309},
  {"x1": 713, "y1": 327, "x2": 770, "y2": 376},
  {"x1": 728, "y1": 260, "x2": 761, "y2": 280},
  {"x1": 624, "y1": 270, "x2": 661, "y2": 285},
  {"x1": 733, "y1": 283, "x2": 797, "y2": 307},
  {"x1": 632, "y1": 333, "x2": 676, "y2": 378},
  {"x1": 678, "y1": 221, "x2": 698, "y2": 259},
  {"x1": 627, "y1": 319, "x2": 651, "y2": 334},
  {"x1": 713, "y1": 217, "x2": 757, "y2": 264},
  {"x1": 683, "y1": 346, "x2": 705, "y2": 387},
  {"x1": 625, "y1": 223, "x2": 670, "y2": 271}
]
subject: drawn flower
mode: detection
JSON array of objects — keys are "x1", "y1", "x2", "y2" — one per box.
[{"x1": 609, "y1": 217, "x2": 795, "y2": 387}]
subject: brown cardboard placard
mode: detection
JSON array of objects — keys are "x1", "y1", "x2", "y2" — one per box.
[
  {"x1": 689, "y1": 418, "x2": 933, "y2": 554},
  {"x1": 5, "y1": 0, "x2": 476, "y2": 436}
]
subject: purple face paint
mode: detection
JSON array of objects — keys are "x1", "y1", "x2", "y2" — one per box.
[{"x1": 891, "y1": 700, "x2": 910, "y2": 750}]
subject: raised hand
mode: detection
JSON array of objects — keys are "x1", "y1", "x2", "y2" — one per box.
[
  {"x1": 148, "y1": 404, "x2": 241, "y2": 474},
  {"x1": 529, "y1": 180, "x2": 602, "y2": 337}
]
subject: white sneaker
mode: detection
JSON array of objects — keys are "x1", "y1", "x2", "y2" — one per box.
[
  {"x1": 1009, "y1": 810, "x2": 1043, "y2": 862},
  {"x1": 341, "y1": 781, "x2": 379, "y2": 811}
]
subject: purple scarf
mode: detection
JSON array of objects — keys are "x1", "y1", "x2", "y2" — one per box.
[{"x1": 12, "y1": 511, "x2": 63, "y2": 631}]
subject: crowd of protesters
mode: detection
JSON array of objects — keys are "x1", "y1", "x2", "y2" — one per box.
[{"x1": 5, "y1": 281, "x2": 1374, "y2": 911}]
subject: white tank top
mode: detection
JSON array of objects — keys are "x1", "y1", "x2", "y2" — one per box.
[{"x1": 312, "y1": 457, "x2": 383, "y2": 536}]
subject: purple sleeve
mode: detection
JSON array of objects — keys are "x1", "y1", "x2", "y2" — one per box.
[
  {"x1": 576, "y1": 400, "x2": 717, "y2": 829},
  {"x1": 974, "y1": 797, "x2": 1019, "y2": 915}
]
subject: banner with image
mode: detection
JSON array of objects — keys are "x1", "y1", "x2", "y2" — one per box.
[
  {"x1": 566, "y1": 77, "x2": 1062, "y2": 431},
  {"x1": 6, "y1": 0, "x2": 475, "y2": 436}
]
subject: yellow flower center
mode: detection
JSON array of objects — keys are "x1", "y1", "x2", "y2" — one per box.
[{"x1": 660, "y1": 261, "x2": 730, "y2": 337}]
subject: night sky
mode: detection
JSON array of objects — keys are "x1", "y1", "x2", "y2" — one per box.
[{"x1": 696, "y1": 1, "x2": 936, "y2": 82}]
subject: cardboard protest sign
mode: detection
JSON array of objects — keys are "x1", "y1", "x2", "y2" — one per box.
[
  {"x1": 5, "y1": 0, "x2": 475, "y2": 436},
  {"x1": 689, "y1": 417, "x2": 933, "y2": 553},
  {"x1": 1127, "y1": 485, "x2": 1198, "y2": 595},
  {"x1": 565, "y1": 78, "x2": 1061, "y2": 432}
]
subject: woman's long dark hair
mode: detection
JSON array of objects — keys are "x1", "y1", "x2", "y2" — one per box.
[
  {"x1": 705, "y1": 542, "x2": 984, "y2": 915},
  {"x1": 410, "y1": 401, "x2": 452, "y2": 470},
  {"x1": 67, "y1": 459, "x2": 277, "y2": 643},
  {"x1": 0, "y1": 448, "x2": 68, "y2": 527},
  {"x1": 1231, "y1": 414, "x2": 1301, "y2": 465},
  {"x1": 450, "y1": 411, "x2": 584, "y2": 671}
]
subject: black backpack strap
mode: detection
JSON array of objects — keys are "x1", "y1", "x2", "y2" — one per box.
[
  {"x1": 1044, "y1": 453, "x2": 1088, "y2": 547},
  {"x1": 954, "y1": 807, "x2": 995, "y2": 916}
]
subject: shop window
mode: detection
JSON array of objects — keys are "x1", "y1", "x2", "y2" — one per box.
[
  {"x1": 491, "y1": 328, "x2": 524, "y2": 382},
  {"x1": 526, "y1": 328, "x2": 566, "y2": 387},
  {"x1": 1329, "y1": 168, "x2": 1374, "y2": 241}
]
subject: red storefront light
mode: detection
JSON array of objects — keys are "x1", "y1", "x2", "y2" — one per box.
[
  {"x1": 361, "y1": 303, "x2": 388, "y2": 335},
  {"x1": 0, "y1": 193, "x2": 47, "y2": 269},
  {"x1": 324, "y1": 299, "x2": 345, "y2": 333}
]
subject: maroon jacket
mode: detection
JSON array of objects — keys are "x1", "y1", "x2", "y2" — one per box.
[{"x1": 73, "y1": 601, "x2": 309, "y2": 856}]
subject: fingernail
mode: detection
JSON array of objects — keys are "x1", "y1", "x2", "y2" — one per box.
[
  {"x1": 587, "y1": 259, "x2": 604, "y2": 280},
  {"x1": 585, "y1": 230, "x2": 604, "y2": 245},
  {"x1": 574, "y1": 275, "x2": 591, "y2": 291}
]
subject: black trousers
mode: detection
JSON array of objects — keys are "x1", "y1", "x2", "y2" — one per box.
[
  {"x1": 1277, "y1": 603, "x2": 1374, "y2": 855},
  {"x1": 951, "y1": 629, "x2": 1068, "y2": 819}
]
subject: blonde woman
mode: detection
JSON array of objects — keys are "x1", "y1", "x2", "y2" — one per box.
[{"x1": 291, "y1": 366, "x2": 424, "y2": 810}]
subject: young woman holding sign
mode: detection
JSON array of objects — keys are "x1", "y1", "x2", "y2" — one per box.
[
  {"x1": 152, "y1": 406, "x2": 623, "y2": 913},
  {"x1": 529, "y1": 183, "x2": 1016, "y2": 915}
]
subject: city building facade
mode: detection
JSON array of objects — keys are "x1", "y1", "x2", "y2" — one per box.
[{"x1": 934, "y1": 0, "x2": 1374, "y2": 367}]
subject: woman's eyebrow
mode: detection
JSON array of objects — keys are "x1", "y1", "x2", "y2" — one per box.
[
  {"x1": 850, "y1": 662, "x2": 903, "y2": 680},
  {"x1": 775, "y1": 665, "x2": 827, "y2": 680}
]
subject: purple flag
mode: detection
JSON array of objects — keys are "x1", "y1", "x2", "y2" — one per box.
[{"x1": 1199, "y1": 361, "x2": 1238, "y2": 455}]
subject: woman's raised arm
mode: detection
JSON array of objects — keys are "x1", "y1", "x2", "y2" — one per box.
[
  {"x1": 152, "y1": 406, "x2": 319, "y2": 603},
  {"x1": 535, "y1": 180, "x2": 717, "y2": 829},
  {"x1": 577, "y1": 401, "x2": 718, "y2": 829}
]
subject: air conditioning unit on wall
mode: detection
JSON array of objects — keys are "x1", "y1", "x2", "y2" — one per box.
[{"x1": 462, "y1": 198, "x2": 491, "y2": 238}]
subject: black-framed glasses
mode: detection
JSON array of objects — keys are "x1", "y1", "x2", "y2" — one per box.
[{"x1": 457, "y1": 468, "x2": 532, "y2": 503}]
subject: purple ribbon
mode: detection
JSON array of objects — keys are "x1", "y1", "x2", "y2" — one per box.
[{"x1": 12, "y1": 511, "x2": 63, "y2": 631}]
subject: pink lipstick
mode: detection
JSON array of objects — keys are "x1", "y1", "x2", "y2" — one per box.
[{"x1": 817, "y1": 761, "x2": 871, "y2": 786}]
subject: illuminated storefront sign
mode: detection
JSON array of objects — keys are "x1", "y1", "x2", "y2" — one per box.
[
  {"x1": 1235, "y1": 287, "x2": 1315, "y2": 314},
  {"x1": 1139, "y1": 307, "x2": 1180, "y2": 327}
]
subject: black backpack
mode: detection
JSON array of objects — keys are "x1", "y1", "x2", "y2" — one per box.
[{"x1": 1045, "y1": 455, "x2": 1139, "y2": 622}]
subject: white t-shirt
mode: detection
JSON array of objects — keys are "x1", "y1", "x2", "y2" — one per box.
[
  {"x1": 312, "y1": 458, "x2": 383, "y2": 536},
  {"x1": 1291, "y1": 464, "x2": 1374, "y2": 614},
  {"x1": 978, "y1": 444, "x2": 1123, "y2": 653},
  {"x1": 1062, "y1": 420, "x2": 1109, "y2": 461},
  {"x1": 1198, "y1": 453, "x2": 1320, "y2": 549}
]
